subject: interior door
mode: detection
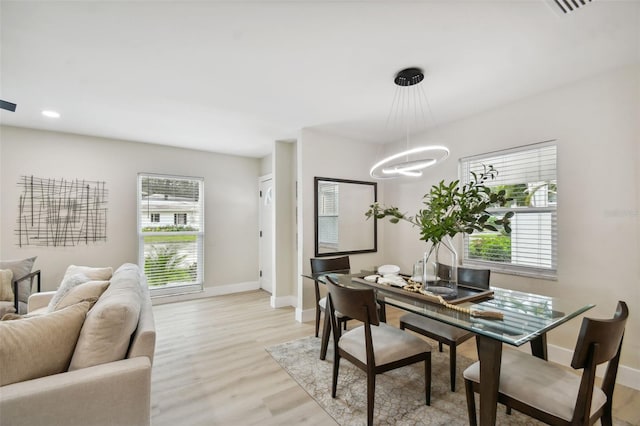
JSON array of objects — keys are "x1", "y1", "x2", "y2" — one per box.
[{"x1": 259, "y1": 177, "x2": 273, "y2": 293}]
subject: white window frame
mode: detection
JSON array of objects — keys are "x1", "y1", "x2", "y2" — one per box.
[
  {"x1": 460, "y1": 140, "x2": 557, "y2": 279},
  {"x1": 137, "y1": 173, "x2": 204, "y2": 296}
]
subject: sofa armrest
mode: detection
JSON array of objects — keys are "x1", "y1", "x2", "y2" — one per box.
[
  {"x1": 13, "y1": 270, "x2": 41, "y2": 313},
  {"x1": 0, "y1": 357, "x2": 151, "y2": 426},
  {"x1": 27, "y1": 291, "x2": 55, "y2": 313}
]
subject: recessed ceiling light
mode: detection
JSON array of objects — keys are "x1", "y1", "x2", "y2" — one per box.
[{"x1": 42, "y1": 110, "x2": 60, "y2": 118}]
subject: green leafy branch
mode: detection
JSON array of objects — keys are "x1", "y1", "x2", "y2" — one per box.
[{"x1": 365, "y1": 165, "x2": 514, "y2": 246}]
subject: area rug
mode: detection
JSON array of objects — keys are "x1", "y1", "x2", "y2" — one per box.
[{"x1": 266, "y1": 336, "x2": 630, "y2": 426}]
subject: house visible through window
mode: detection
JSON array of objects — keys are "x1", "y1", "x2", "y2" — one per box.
[
  {"x1": 138, "y1": 173, "x2": 204, "y2": 296},
  {"x1": 460, "y1": 141, "x2": 557, "y2": 278}
]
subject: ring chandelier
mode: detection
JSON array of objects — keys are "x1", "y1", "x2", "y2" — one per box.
[
  {"x1": 370, "y1": 145, "x2": 450, "y2": 179},
  {"x1": 370, "y1": 67, "x2": 449, "y2": 179}
]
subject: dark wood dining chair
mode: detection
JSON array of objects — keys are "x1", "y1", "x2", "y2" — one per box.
[
  {"x1": 310, "y1": 256, "x2": 351, "y2": 360},
  {"x1": 463, "y1": 301, "x2": 629, "y2": 426},
  {"x1": 325, "y1": 276, "x2": 432, "y2": 426},
  {"x1": 399, "y1": 265, "x2": 490, "y2": 391}
]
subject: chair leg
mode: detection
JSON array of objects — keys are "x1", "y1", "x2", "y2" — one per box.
[
  {"x1": 425, "y1": 355, "x2": 431, "y2": 406},
  {"x1": 449, "y1": 344, "x2": 457, "y2": 392},
  {"x1": 601, "y1": 402, "x2": 613, "y2": 426},
  {"x1": 464, "y1": 379, "x2": 477, "y2": 426},
  {"x1": 320, "y1": 311, "x2": 331, "y2": 360},
  {"x1": 315, "y1": 306, "x2": 321, "y2": 337},
  {"x1": 332, "y1": 353, "x2": 340, "y2": 398},
  {"x1": 367, "y1": 370, "x2": 376, "y2": 426}
]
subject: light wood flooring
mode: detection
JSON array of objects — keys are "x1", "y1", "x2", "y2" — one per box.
[{"x1": 150, "y1": 290, "x2": 640, "y2": 426}]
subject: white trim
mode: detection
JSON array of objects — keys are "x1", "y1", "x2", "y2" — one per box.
[
  {"x1": 259, "y1": 173, "x2": 273, "y2": 183},
  {"x1": 296, "y1": 307, "x2": 316, "y2": 323},
  {"x1": 270, "y1": 294, "x2": 296, "y2": 308},
  {"x1": 515, "y1": 343, "x2": 639, "y2": 390},
  {"x1": 208, "y1": 280, "x2": 260, "y2": 296},
  {"x1": 151, "y1": 281, "x2": 260, "y2": 305}
]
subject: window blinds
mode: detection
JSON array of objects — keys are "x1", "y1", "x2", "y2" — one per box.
[
  {"x1": 138, "y1": 174, "x2": 204, "y2": 293},
  {"x1": 460, "y1": 141, "x2": 557, "y2": 278}
]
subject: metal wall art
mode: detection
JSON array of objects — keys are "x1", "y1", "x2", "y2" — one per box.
[{"x1": 16, "y1": 175, "x2": 108, "y2": 247}]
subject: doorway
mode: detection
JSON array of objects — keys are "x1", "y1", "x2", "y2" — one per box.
[{"x1": 259, "y1": 176, "x2": 273, "y2": 293}]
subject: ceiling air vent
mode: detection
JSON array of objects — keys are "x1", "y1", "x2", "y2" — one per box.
[{"x1": 545, "y1": 0, "x2": 594, "y2": 15}]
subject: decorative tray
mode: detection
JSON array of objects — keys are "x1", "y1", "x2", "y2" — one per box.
[{"x1": 352, "y1": 276, "x2": 494, "y2": 306}]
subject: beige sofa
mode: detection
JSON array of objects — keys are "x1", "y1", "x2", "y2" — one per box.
[{"x1": 0, "y1": 263, "x2": 156, "y2": 426}]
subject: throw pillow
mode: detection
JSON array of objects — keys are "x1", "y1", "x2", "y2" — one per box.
[
  {"x1": 64, "y1": 265, "x2": 113, "y2": 281},
  {"x1": 1, "y1": 312, "x2": 23, "y2": 321},
  {"x1": 53, "y1": 280, "x2": 110, "y2": 311},
  {"x1": 0, "y1": 257, "x2": 37, "y2": 304},
  {"x1": 0, "y1": 269, "x2": 14, "y2": 302},
  {"x1": 0, "y1": 301, "x2": 91, "y2": 386},
  {"x1": 46, "y1": 273, "x2": 91, "y2": 313},
  {"x1": 69, "y1": 264, "x2": 142, "y2": 370}
]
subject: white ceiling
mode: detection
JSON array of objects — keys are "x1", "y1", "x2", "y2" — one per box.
[{"x1": 1, "y1": 0, "x2": 638, "y2": 158}]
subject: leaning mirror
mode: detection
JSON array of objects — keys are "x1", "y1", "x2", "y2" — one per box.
[{"x1": 314, "y1": 177, "x2": 377, "y2": 257}]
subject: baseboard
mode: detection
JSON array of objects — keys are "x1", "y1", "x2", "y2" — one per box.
[
  {"x1": 208, "y1": 281, "x2": 260, "y2": 296},
  {"x1": 152, "y1": 281, "x2": 260, "y2": 305},
  {"x1": 296, "y1": 307, "x2": 315, "y2": 324},
  {"x1": 271, "y1": 295, "x2": 296, "y2": 308}
]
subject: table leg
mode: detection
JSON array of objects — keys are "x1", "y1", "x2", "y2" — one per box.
[
  {"x1": 378, "y1": 300, "x2": 387, "y2": 322},
  {"x1": 476, "y1": 335, "x2": 502, "y2": 426},
  {"x1": 530, "y1": 333, "x2": 548, "y2": 360}
]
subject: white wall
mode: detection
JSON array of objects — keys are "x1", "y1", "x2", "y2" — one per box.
[
  {"x1": 297, "y1": 128, "x2": 387, "y2": 320},
  {"x1": 380, "y1": 64, "x2": 640, "y2": 371},
  {"x1": 0, "y1": 126, "x2": 260, "y2": 291},
  {"x1": 272, "y1": 140, "x2": 296, "y2": 307}
]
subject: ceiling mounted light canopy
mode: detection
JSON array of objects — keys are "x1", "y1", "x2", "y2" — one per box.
[{"x1": 370, "y1": 67, "x2": 449, "y2": 179}]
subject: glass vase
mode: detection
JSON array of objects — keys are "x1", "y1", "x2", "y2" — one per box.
[{"x1": 422, "y1": 236, "x2": 458, "y2": 298}]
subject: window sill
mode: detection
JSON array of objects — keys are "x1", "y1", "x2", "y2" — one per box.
[{"x1": 462, "y1": 260, "x2": 557, "y2": 281}]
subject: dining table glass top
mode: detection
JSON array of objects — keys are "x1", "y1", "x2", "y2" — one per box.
[{"x1": 308, "y1": 270, "x2": 595, "y2": 347}]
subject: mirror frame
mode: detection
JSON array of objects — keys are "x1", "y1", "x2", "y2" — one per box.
[{"x1": 314, "y1": 176, "x2": 377, "y2": 257}]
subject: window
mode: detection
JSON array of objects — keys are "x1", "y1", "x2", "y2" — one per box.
[
  {"x1": 174, "y1": 213, "x2": 187, "y2": 225},
  {"x1": 138, "y1": 174, "x2": 204, "y2": 295},
  {"x1": 460, "y1": 141, "x2": 557, "y2": 278},
  {"x1": 317, "y1": 182, "x2": 339, "y2": 250}
]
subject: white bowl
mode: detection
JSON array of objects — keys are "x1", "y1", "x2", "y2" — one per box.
[{"x1": 378, "y1": 264, "x2": 400, "y2": 275}]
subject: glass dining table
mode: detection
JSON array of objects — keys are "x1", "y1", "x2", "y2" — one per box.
[{"x1": 306, "y1": 269, "x2": 595, "y2": 426}]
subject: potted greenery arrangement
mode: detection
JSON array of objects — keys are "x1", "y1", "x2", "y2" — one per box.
[{"x1": 366, "y1": 165, "x2": 513, "y2": 296}]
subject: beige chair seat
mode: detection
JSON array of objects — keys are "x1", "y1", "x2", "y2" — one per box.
[
  {"x1": 339, "y1": 322, "x2": 432, "y2": 366},
  {"x1": 318, "y1": 297, "x2": 347, "y2": 319},
  {"x1": 400, "y1": 313, "x2": 470, "y2": 341},
  {"x1": 463, "y1": 349, "x2": 607, "y2": 422}
]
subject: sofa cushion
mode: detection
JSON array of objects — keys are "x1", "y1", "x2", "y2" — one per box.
[
  {"x1": 64, "y1": 265, "x2": 113, "y2": 281},
  {"x1": 0, "y1": 257, "x2": 36, "y2": 304},
  {"x1": 0, "y1": 269, "x2": 14, "y2": 302},
  {"x1": 0, "y1": 301, "x2": 91, "y2": 386},
  {"x1": 46, "y1": 273, "x2": 90, "y2": 313},
  {"x1": 69, "y1": 264, "x2": 142, "y2": 371},
  {"x1": 50, "y1": 280, "x2": 110, "y2": 312},
  {"x1": 46, "y1": 265, "x2": 113, "y2": 313},
  {"x1": 55, "y1": 280, "x2": 109, "y2": 310}
]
